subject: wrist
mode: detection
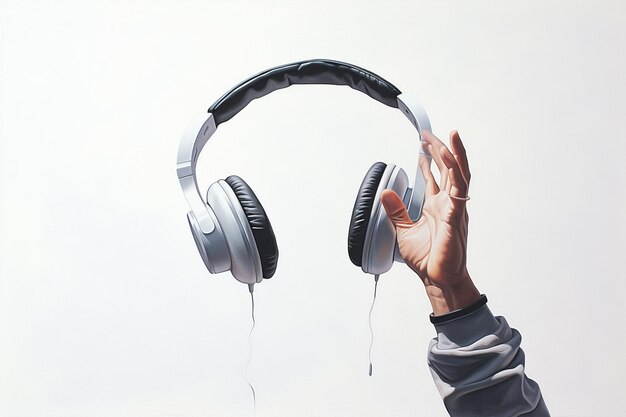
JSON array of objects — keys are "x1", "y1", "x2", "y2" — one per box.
[
  {"x1": 425, "y1": 274, "x2": 481, "y2": 316},
  {"x1": 429, "y1": 294, "x2": 488, "y2": 324}
]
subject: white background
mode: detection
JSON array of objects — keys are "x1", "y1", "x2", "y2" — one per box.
[{"x1": 1, "y1": 1, "x2": 625, "y2": 416}]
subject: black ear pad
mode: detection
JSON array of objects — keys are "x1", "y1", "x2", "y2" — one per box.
[
  {"x1": 224, "y1": 175, "x2": 279, "y2": 278},
  {"x1": 347, "y1": 162, "x2": 387, "y2": 267}
]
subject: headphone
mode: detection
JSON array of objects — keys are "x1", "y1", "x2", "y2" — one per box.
[{"x1": 176, "y1": 59, "x2": 432, "y2": 289}]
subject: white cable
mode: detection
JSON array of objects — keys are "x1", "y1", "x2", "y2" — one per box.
[
  {"x1": 368, "y1": 274, "x2": 380, "y2": 376},
  {"x1": 245, "y1": 286, "x2": 256, "y2": 416}
]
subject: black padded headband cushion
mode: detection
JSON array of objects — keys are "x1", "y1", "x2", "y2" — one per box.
[
  {"x1": 225, "y1": 175, "x2": 279, "y2": 279},
  {"x1": 209, "y1": 59, "x2": 401, "y2": 126},
  {"x1": 347, "y1": 162, "x2": 387, "y2": 267}
]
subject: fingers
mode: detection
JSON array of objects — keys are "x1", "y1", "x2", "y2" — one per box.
[
  {"x1": 380, "y1": 189, "x2": 414, "y2": 229},
  {"x1": 418, "y1": 154, "x2": 439, "y2": 197},
  {"x1": 422, "y1": 131, "x2": 449, "y2": 190},
  {"x1": 420, "y1": 129, "x2": 471, "y2": 206},
  {"x1": 440, "y1": 145, "x2": 468, "y2": 199},
  {"x1": 450, "y1": 130, "x2": 471, "y2": 186}
]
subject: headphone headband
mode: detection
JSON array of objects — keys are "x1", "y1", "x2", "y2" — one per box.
[
  {"x1": 208, "y1": 59, "x2": 402, "y2": 126},
  {"x1": 177, "y1": 59, "x2": 431, "y2": 235}
]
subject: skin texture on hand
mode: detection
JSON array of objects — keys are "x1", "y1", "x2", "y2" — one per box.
[{"x1": 381, "y1": 130, "x2": 481, "y2": 316}]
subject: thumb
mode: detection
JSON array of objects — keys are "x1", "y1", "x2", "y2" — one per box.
[{"x1": 381, "y1": 189, "x2": 414, "y2": 229}]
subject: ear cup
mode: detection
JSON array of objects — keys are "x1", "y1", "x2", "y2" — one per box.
[
  {"x1": 186, "y1": 208, "x2": 231, "y2": 274},
  {"x1": 347, "y1": 162, "x2": 387, "y2": 267},
  {"x1": 224, "y1": 175, "x2": 279, "y2": 279},
  {"x1": 362, "y1": 165, "x2": 409, "y2": 274},
  {"x1": 207, "y1": 180, "x2": 262, "y2": 284}
]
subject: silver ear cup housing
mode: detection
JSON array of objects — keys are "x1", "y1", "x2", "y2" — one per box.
[
  {"x1": 361, "y1": 165, "x2": 410, "y2": 274},
  {"x1": 187, "y1": 208, "x2": 231, "y2": 274},
  {"x1": 206, "y1": 180, "x2": 263, "y2": 284}
]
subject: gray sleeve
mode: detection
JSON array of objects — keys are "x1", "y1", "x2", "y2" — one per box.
[{"x1": 427, "y1": 302, "x2": 550, "y2": 417}]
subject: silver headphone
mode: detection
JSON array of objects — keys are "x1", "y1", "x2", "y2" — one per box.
[{"x1": 176, "y1": 59, "x2": 432, "y2": 289}]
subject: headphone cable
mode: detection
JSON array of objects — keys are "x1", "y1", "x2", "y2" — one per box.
[
  {"x1": 246, "y1": 284, "x2": 257, "y2": 416},
  {"x1": 368, "y1": 274, "x2": 380, "y2": 376}
]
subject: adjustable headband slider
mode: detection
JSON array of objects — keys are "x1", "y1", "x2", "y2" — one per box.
[
  {"x1": 177, "y1": 112, "x2": 217, "y2": 176},
  {"x1": 177, "y1": 112, "x2": 219, "y2": 234}
]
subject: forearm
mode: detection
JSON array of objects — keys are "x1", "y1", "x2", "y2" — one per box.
[{"x1": 427, "y1": 297, "x2": 551, "y2": 417}]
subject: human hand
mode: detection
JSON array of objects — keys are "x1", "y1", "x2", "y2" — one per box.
[{"x1": 381, "y1": 130, "x2": 481, "y2": 316}]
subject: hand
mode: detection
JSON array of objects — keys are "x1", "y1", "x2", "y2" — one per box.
[{"x1": 381, "y1": 130, "x2": 481, "y2": 316}]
